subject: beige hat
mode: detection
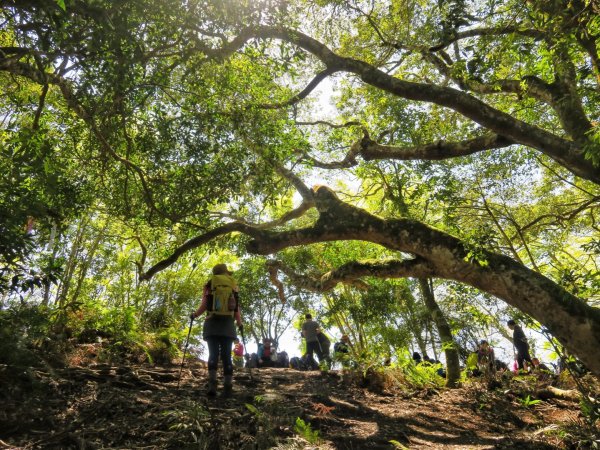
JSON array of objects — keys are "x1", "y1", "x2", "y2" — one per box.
[{"x1": 212, "y1": 263, "x2": 232, "y2": 275}]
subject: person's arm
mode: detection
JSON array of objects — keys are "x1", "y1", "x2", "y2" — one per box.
[{"x1": 191, "y1": 284, "x2": 210, "y2": 318}]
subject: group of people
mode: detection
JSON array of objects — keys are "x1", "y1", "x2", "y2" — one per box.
[
  {"x1": 190, "y1": 263, "x2": 573, "y2": 397},
  {"x1": 189, "y1": 264, "x2": 354, "y2": 396},
  {"x1": 243, "y1": 338, "x2": 290, "y2": 369},
  {"x1": 467, "y1": 320, "x2": 553, "y2": 378},
  {"x1": 412, "y1": 352, "x2": 447, "y2": 378}
]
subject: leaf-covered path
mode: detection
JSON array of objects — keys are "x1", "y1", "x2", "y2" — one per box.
[{"x1": 0, "y1": 358, "x2": 583, "y2": 449}]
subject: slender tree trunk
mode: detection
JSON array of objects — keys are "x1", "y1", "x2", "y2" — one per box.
[
  {"x1": 418, "y1": 278, "x2": 461, "y2": 388},
  {"x1": 42, "y1": 221, "x2": 59, "y2": 307},
  {"x1": 400, "y1": 287, "x2": 429, "y2": 356},
  {"x1": 56, "y1": 218, "x2": 89, "y2": 309},
  {"x1": 70, "y1": 227, "x2": 104, "y2": 307}
]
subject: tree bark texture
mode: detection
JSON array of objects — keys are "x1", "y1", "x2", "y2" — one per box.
[{"x1": 418, "y1": 278, "x2": 462, "y2": 388}]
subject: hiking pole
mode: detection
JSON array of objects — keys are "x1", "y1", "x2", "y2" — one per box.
[
  {"x1": 239, "y1": 326, "x2": 253, "y2": 381},
  {"x1": 177, "y1": 315, "x2": 194, "y2": 390}
]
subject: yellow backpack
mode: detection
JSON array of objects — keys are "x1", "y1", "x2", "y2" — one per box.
[{"x1": 207, "y1": 274, "x2": 238, "y2": 317}]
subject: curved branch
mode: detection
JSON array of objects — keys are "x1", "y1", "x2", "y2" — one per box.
[
  {"x1": 295, "y1": 120, "x2": 363, "y2": 129},
  {"x1": 428, "y1": 26, "x2": 544, "y2": 52},
  {"x1": 358, "y1": 132, "x2": 514, "y2": 162},
  {"x1": 267, "y1": 258, "x2": 434, "y2": 293},
  {"x1": 219, "y1": 200, "x2": 314, "y2": 230},
  {"x1": 139, "y1": 222, "x2": 258, "y2": 281},
  {"x1": 303, "y1": 138, "x2": 363, "y2": 169},
  {"x1": 306, "y1": 132, "x2": 514, "y2": 168},
  {"x1": 258, "y1": 68, "x2": 337, "y2": 109}
]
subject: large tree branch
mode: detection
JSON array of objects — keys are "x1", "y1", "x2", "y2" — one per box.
[
  {"x1": 305, "y1": 132, "x2": 515, "y2": 168},
  {"x1": 245, "y1": 186, "x2": 600, "y2": 374},
  {"x1": 266, "y1": 258, "x2": 435, "y2": 293},
  {"x1": 221, "y1": 201, "x2": 314, "y2": 230},
  {"x1": 422, "y1": 51, "x2": 593, "y2": 143},
  {"x1": 356, "y1": 132, "x2": 514, "y2": 163},
  {"x1": 145, "y1": 184, "x2": 600, "y2": 374},
  {"x1": 192, "y1": 25, "x2": 598, "y2": 183},
  {"x1": 257, "y1": 68, "x2": 336, "y2": 110},
  {"x1": 139, "y1": 222, "x2": 258, "y2": 281},
  {"x1": 140, "y1": 158, "x2": 315, "y2": 281},
  {"x1": 428, "y1": 26, "x2": 544, "y2": 52}
]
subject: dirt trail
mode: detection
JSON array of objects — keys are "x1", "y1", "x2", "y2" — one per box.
[{"x1": 0, "y1": 360, "x2": 582, "y2": 449}]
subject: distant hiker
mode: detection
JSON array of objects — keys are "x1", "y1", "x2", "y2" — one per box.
[
  {"x1": 290, "y1": 355, "x2": 311, "y2": 371},
  {"x1": 333, "y1": 335, "x2": 352, "y2": 367},
  {"x1": 507, "y1": 320, "x2": 533, "y2": 372},
  {"x1": 434, "y1": 360, "x2": 446, "y2": 378},
  {"x1": 476, "y1": 340, "x2": 496, "y2": 375},
  {"x1": 245, "y1": 352, "x2": 259, "y2": 369},
  {"x1": 412, "y1": 352, "x2": 422, "y2": 364},
  {"x1": 299, "y1": 353, "x2": 320, "y2": 371},
  {"x1": 270, "y1": 341, "x2": 279, "y2": 365},
  {"x1": 334, "y1": 335, "x2": 350, "y2": 355},
  {"x1": 301, "y1": 313, "x2": 329, "y2": 367},
  {"x1": 289, "y1": 356, "x2": 301, "y2": 370},
  {"x1": 233, "y1": 338, "x2": 244, "y2": 368},
  {"x1": 531, "y1": 357, "x2": 553, "y2": 380},
  {"x1": 494, "y1": 359, "x2": 509, "y2": 372},
  {"x1": 413, "y1": 352, "x2": 433, "y2": 366},
  {"x1": 276, "y1": 350, "x2": 289, "y2": 368},
  {"x1": 316, "y1": 331, "x2": 331, "y2": 367},
  {"x1": 531, "y1": 357, "x2": 551, "y2": 373},
  {"x1": 257, "y1": 338, "x2": 275, "y2": 368},
  {"x1": 190, "y1": 263, "x2": 243, "y2": 397}
]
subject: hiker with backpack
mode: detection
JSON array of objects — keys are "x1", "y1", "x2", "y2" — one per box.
[
  {"x1": 333, "y1": 334, "x2": 352, "y2": 368},
  {"x1": 190, "y1": 263, "x2": 243, "y2": 397},
  {"x1": 317, "y1": 331, "x2": 331, "y2": 368},
  {"x1": 507, "y1": 319, "x2": 533, "y2": 372},
  {"x1": 257, "y1": 338, "x2": 275, "y2": 368},
  {"x1": 301, "y1": 314, "x2": 330, "y2": 368}
]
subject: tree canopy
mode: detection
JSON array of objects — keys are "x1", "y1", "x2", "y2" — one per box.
[{"x1": 1, "y1": 0, "x2": 599, "y2": 374}]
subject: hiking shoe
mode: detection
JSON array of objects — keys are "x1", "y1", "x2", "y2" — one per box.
[
  {"x1": 207, "y1": 380, "x2": 217, "y2": 397},
  {"x1": 223, "y1": 383, "x2": 233, "y2": 397}
]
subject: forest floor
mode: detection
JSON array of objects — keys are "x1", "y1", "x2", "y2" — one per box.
[{"x1": 1, "y1": 345, "x2": 598, "y2": 449}]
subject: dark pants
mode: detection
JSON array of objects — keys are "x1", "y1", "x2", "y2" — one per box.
[
  {"x1": 306, "y1": 341, "x2": 330, "y2": 366},
  {"x1": 206, "y1": 336, "x2": 234, "y2": 375},
  {"x1": 516, "y1": 345, "x2": 532, "y2": 370},
  {"x1": 258, "y1": 358, "x2": 274, "y2": 368}
]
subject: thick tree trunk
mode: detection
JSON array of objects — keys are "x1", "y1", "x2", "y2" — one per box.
[{"x1": 418, "y1": 278, "x2": 462, "y2": 388}]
